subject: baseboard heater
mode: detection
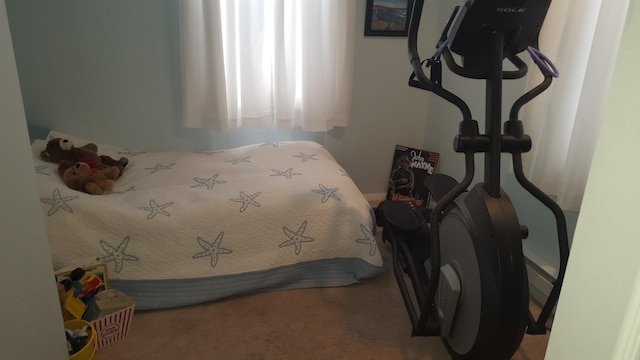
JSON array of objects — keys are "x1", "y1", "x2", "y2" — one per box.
[{"x1": 525, "y1": 256, "x2": 557, "y2": 313}]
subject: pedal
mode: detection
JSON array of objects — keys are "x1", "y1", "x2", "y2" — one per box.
[
  {"x1": 376, "y1": 200, "x2": 426, "y2": 232},
  {"x1": 437, "y1": 263, "x2": 461, "y2": 338}
]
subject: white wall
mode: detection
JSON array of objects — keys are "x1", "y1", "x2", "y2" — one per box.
[
  {"x1": 545, "y1": 2, "x2": 640, "y2": 358},
  {"x1": 0, "y1": 1, "x2": 68, "y2": 358},
  {"x1": 326, "y1": 0, "x2": 441, "y2": 199}
]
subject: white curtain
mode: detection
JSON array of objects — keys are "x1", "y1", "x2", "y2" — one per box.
[
  {"x1": 179, "y1": 0, "x2": 355, "y2": 132},
  {"x1": 522, "y1": 0, "x2": 630, "y2": 212}
]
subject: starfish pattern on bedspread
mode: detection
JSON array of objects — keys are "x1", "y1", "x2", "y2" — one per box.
[
  {"x1": 35, "y1": 165, "x2": 50, "y2": 176},
  {"x1": 138, "y1": 199, "x2": 174, "y2": 219},
  {"x1": 100, "y1": 236, "x2": 139, "y2": 273},
  {"x1": 118, "y1": 149, "x2": 146, "y2": 157},
  {"x1": 112, "y1": 186, "x2": 136, "y2": 194},
  {"x1": 311, "y1": 184, "x2": 341, "y2": 203},
  {"x1": 270, "y1": 168, "x2": 302, "y2": 179},
  {"x1": 356, "y1": 224, "x2": 378, "y2": 256},
  {"x1": 261, "y1": 141, "x2": 287, "y2": 147},
  {"x1": 191, "y1": 174, "x2": 226, "y2": 190},
  {"x1": 145, "y1": 163, "x2": 176, "y2": 174},
  {"x1": 293, "y1": 152, "x2": 318, "y2": 162},
  {"x1": 280, "y1": 221, "x2": 314, "y2": 255},
  {"x1": 229, "y1": 191, "x2": 261, "y2": 212},
  {"x1": 40, "y1": 189, "x2": 79, "y2": 216},
  {"x1": 192, "y1": 232, "x2": 233, "y2": 268},
  {"x1": 225, "y1": 156, "x2": 251, "y2": 165},
  {"x1": 197, "y1": 150, "x2": 225, "y2": 155}
]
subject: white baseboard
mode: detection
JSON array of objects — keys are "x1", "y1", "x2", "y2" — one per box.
[{"x1": 364, "y1": 193, "x2": 387, "y2": 202}]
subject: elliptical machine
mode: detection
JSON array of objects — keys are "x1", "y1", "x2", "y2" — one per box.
[{"x1": 375, "y1": 1, "x2": 570, "y2": 359}]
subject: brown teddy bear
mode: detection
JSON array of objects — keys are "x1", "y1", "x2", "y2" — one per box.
[
  {"x1": 41, "y1": 137, "x2": 128, "y2": 177},
  {"x1": 62, "y1": 161, "x2": 120, "y2": 195}
]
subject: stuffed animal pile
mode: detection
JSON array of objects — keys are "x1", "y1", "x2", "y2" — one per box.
[
  {"x1": 41, "y1": 137, "x2": 129, "y2": 195},
  {"x1": 62, "y1": 161, "x2": 119, "y2": 195}
]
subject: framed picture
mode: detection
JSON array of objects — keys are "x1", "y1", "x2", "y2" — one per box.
[{"x1": 364, "y1": 0, "x2": 415, "y2": 37}]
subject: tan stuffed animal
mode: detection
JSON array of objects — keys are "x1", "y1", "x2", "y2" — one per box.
[
  {"x1": 62, "y1": 161, "x2": 120, "y2": 195},
  {"x1": 41, "y1": 137, "x2": 128, "y2": 177}
]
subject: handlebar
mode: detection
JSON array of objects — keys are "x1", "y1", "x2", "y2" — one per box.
[
  {"x1": 408, "y1": 0, "x2": 531, "y2": 119},
  {"x1": 408, "y1": 0, "x2": 472, "y2": 122}
]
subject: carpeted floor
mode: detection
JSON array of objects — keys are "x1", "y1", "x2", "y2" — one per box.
[{"x1": 93, "y1": 226, "x2": 550, "y2": 360}]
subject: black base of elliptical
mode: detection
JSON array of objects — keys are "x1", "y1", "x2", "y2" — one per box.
[{"x1": 376, "y1": 200, "x2": 440, "y2": 337}]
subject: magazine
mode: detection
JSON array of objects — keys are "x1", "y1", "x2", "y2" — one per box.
[{"x1": 386, "y1": 144, "x2": 440, "y2": 207}]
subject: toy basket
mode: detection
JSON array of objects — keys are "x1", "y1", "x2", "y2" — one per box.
[{"x1": 65, "y1": 319, "x2": 97, "y2": 360}]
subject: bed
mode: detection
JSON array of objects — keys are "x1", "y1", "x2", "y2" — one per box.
[{"x1": 31, "y1": 130, "x2": 384, "y2": 310}]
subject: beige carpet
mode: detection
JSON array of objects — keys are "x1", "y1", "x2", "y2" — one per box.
[{"x1": 94, "y1": 228, "x2": 550, "y2": 360}]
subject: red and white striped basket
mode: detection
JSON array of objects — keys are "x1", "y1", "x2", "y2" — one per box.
[{"x1": 90, "y1": 304, "x2": 135, "y2": 350}]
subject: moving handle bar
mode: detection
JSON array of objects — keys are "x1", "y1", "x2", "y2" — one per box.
[{"x1": 408, "y1": 3, "x2": 471, "y2": 122}]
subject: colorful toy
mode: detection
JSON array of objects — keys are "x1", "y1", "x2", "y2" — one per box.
[
  {"x1": 65, "y1": 324, "x2": 90, "y2": 354},
  {"x1": 58, "y1": 267, "x2": 105, "y2": 320}
]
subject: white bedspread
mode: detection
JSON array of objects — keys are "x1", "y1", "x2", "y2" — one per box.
[{"x1": 32, "y1": 131, "x2": 383, "y2": 291}]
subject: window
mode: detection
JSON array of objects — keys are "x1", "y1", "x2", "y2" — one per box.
[{"x1": 179, "y1": 1, "x2": 356, "y2": 132}]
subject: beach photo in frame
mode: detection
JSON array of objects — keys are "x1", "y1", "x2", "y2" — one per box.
[{"x1": 364, "y1": 0, "x2": 415, "y2": 37}]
